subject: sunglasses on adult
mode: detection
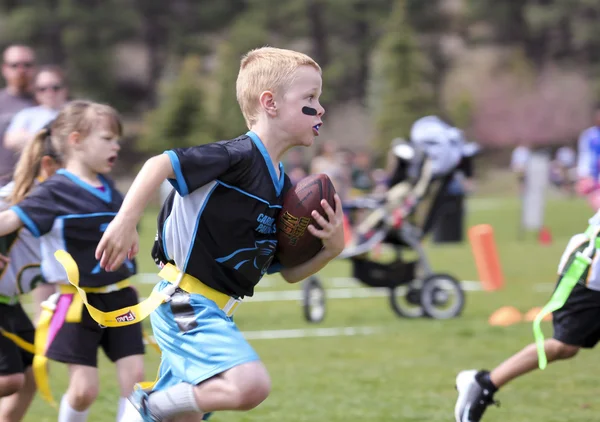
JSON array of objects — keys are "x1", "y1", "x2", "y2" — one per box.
[
  {"x1": 3, "y1": 61, "x2": 35, "y2": 69},
  {"x1": 36, "y1": 85, "x2": 64, "y2": 93}
]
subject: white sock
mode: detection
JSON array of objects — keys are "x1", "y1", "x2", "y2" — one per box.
[
  {"x1": 58, "y1": 394, "x2": 89, "y2": 422},
  {"x1": 116, "y1": 397, "x2": 128, "y2": 421},
  {"x1": 148, "y1": 383, "x2": 201, "y2": 419}
]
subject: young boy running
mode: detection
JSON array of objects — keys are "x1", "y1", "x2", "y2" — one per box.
[
  {"x1": 95, "y1": 47, "x2": 346, "y2": 421},
  {"x1": 455, "y1": 211, "x2": 600, "y2": 421}
]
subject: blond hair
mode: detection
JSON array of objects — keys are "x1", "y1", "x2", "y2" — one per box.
[
  {"x1": 9, "y1": 100, "x2": 122, "y2": 204},
  {"x1": 236, "y1": 47, "x2": 321, "y2": 128}
]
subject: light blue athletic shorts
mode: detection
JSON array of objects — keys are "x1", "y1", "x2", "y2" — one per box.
[{"x1": 149, "y1": 280, "x2": 259, "y2": 391}]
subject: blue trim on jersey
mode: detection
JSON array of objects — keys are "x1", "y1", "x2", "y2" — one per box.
[
  {"x1": 10, "y1": 206, "x2": 41, "y2": 238},
  {"x1": 57, "y1": 212, "x2": 117, "y2": 220},
  {"x1": 215, "y1": 180, "x2": 282, "y2": 209},
  {"x1": 246, "y1": 131, "x2": 285, "y2": 196},
  {"x1": 164, "y1": 150, "x2": 189, "y2": 196},
  {"x1": 182, "y1": 183, "x2": 218, "y2": 272},
  {"x1": 57, "y1": 169, "x2": 112, "y2": 203}
]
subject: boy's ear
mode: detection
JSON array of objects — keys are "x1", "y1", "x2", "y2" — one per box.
[
  {"x1": 259, "y1": 91, "x2": 277, "y2": 117},
  {"x1": 67, "y1": 131, "x2": 81, "y2": 147}
]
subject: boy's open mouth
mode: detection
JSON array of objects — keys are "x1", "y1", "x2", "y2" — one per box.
[{"x1": 312, "y1": 124, "x2": 322, "y2": 136}]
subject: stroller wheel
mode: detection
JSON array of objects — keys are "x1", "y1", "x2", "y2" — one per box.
[
  {"x1": 389, "y1": 281, "x2": 425, "y2": 318},
  {"x1": 420, "y1": 273, "x2": 465, "y2": 319},
  {"x1": 302, "y1": 276, "x2": 326, "y2": 323}
]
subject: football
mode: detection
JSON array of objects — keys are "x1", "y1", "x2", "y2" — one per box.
[{"x1": 276, "y1": 174, "x2": 337, "y2": 268}]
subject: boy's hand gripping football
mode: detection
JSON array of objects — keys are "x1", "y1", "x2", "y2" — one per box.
[
  {"x1": 307, "y1": 193, "x2": 345, "y2": 258},
  {"x1": 95, "y1": 216, "x2": 139, "y2": 272}
]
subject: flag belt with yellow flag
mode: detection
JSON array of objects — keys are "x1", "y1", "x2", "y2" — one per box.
[
  {"x1": 31, "y1": 249, "x2": 209, "y2": 407},
  {"x1": 533, "y1": 224, "x2": 600, "y2": 370},
  {"x1": 44, "y1": 250, "x2": 242, "y2": 394}
]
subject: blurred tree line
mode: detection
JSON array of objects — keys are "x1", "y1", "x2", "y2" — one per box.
[{"x1": 1, "y1": 0, "x2": 599, "y2": 157}]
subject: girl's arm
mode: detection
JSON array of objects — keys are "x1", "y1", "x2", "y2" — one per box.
[
  {"x1": 0, "y1": 209, "x2": 25, "y2": 237},
  {"x1": 96, "y1": 154, "x2": 174, "y2": 271},
  {"x1": 280, "y1": 195, "x2": 345, "y2": 283}
]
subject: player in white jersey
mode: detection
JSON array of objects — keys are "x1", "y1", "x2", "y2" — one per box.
[
  {"x1": 0, "y1": 122, "x2": 61, "y2": 422},
  {"x1": 454, "y1": 210, "x2": 600, "y2": 421}
]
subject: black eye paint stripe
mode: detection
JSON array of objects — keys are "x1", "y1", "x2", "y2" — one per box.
[{"x1": 302, "y1": 106, "x2": 318, "y2": 116}]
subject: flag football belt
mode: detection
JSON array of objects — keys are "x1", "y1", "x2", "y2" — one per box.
[
  {"x1": 53, "y1": 250, "x2": 241, "y2": 327},
  {"x1": 51, "y1": 250, "x2": 242, "y2": 394},
  {"x1": 32, "y1": 276, "x2": 135, "y2": 408},
  {"x1": 533, "y1": 224, "x2": 600, "y2": 370}
]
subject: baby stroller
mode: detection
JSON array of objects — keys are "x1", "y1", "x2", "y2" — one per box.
[{"x1": 301, "y1": 117, "x2": 477, "y2": 323}]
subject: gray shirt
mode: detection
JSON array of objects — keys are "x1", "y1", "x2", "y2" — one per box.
[
  {"x1": 0, "y1": 89, "x2": 35, "y2": 183},
  {"x1": 7, "y1": 105, "x2": 59, "y2": 135}
]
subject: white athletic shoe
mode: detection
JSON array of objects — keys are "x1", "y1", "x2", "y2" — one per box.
[{"x1": 454, "y1": 370, "x2": 498, "y2": 422}]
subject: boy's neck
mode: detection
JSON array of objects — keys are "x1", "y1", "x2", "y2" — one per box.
[
  {"x1": 249, "y1": 127, "x2": 289, "y2": 169},
  {"x1": 64, "y1": 161, "x2": 102, "y2": 186}
]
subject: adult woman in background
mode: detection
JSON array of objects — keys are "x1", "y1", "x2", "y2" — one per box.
[{"x1": 4, "y1": 65, "x2": 68, "y2": 155}]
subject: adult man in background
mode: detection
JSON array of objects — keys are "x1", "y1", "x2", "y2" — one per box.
[
  {"x1": 575, "y1": 107, "x2": 600, "y2": 209},
  {"x1": 0, "y1": 45, "x2": 36, "y2": 185}
]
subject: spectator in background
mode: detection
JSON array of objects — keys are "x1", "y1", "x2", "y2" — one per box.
[
  {"x1": 575, "y1": 108, "x2": 600, "y2": 202},
  {"x1": 550, "y1": 145, "x2": 576, "y2": 194},
  {"x1": 311, "y1": 140, "x2": 349, "y2": 199},
  {"x1": 510, "y1": 144, "x2": 531, "y2": 192},
  {"x1": 371, "y1": 168, "x2": 389, "y2": 197},
  {"x1": 0, "y1": 45, "x2": 36, "y2": 185},
  {"x1": 4, "y1": 65, "x2": 68, "y2": 153},
  {"x1": 284, "y1": 147, "x2": 308, "y2": 185},
  {"x1": 351, "y1": 149, "x2": 374, "y2": 196}
]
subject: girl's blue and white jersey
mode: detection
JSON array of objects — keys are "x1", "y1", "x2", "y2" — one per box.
[
  {"x1": 0, "y1": 182, "x2": 43, "y2": 297},
  {"x1": 12, "y1": 170, "x2": 134, "y2": 288}
]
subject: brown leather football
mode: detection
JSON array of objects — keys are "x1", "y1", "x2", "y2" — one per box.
[{"x1": 276, "y1": 174, "x2": 337, "y2": 268}]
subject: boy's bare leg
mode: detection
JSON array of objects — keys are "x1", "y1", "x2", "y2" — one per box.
[
  {"x1": 145, "y1": 361, "x2": 270, "y2": 420},
  {"x1": 191, "y1": 361, "x2": 270, "y2": 412},
  {"x1": 0, "y1": 367, "x2": 35, "y2": 422},
  {"x1": 490, "y1": 339, "x2": 579, "y2": 388},
  {"x1": 455, "y1": 339, "x2": 580, "y2": 422}
]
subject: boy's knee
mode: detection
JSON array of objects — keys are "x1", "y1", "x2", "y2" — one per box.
[
  {"x1": 237, "y1": 375, "x2": 271, "y2": 410},
  {"x1": 548, "y1": 339, "x2": 580, "y2": 360},
  {"x1": 0, "y1": 373, "x2": 25, "y2": 397}
]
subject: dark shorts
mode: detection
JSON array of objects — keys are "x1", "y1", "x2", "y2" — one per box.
[
  {"x1": 0, "y1": 303, "x2": 34, "y2": 375},
  {"x1": 552, "y1": 281, "x2": 600, "y2": 348},
  {"x1": 45, "y1": 287, "x2": 145, "y2": 367}
]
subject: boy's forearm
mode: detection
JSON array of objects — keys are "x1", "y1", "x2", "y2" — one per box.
[
  {"x1": 280, "y1": 248, "x2": 338, "y2": 284},
  {"x1": 117, "y1": 154, "x2": 174, "y2": 224}
]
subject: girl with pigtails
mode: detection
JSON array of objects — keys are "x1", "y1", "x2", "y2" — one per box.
[{"x1": 0, "y1": 101, "x2": 146, "y2": 422}]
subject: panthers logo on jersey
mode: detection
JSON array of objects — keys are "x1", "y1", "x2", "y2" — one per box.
[{"x1": 215, "y1": 240, "x2": 277, "y2": 277}]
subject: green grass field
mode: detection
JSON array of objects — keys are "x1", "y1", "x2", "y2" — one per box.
[{"x1": 21, "y1": 191, "x2": 600, "y2": 422}]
